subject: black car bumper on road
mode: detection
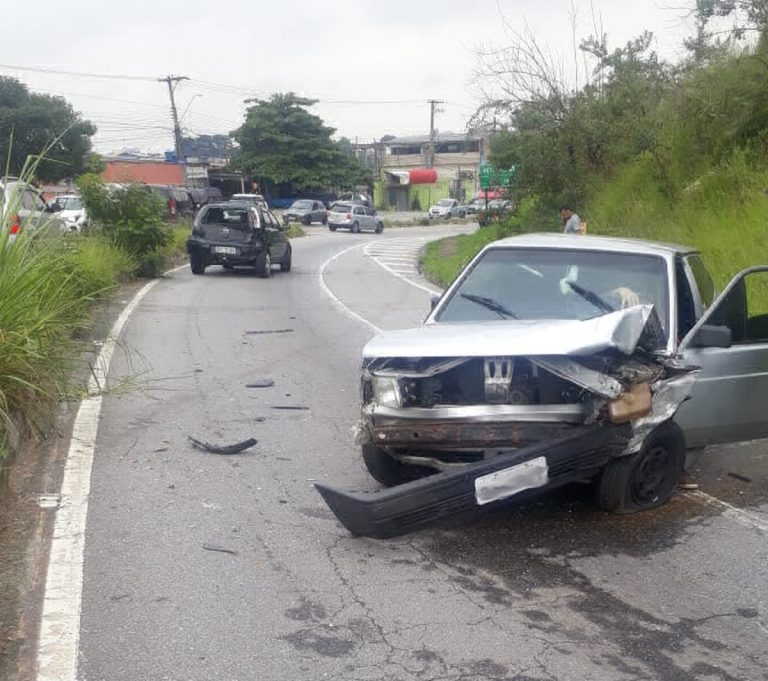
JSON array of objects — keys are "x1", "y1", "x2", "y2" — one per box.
[{"x1": 316, "y1": 424, "x2": 632, "y2": 539}]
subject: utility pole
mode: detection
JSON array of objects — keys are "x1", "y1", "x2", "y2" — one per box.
[
  {"x1": 158, "y1": 75, "x2": 189, "y2": 164},
  {"x1": 428, "y1": 99, "x2": 444, "y2": 168}
]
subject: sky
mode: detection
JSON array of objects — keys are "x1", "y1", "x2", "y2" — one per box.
[{"x1": 1, "y1": 0, "x2": 699, "y2": 154}]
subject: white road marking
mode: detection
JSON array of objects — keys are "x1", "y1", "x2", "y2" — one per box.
[
  {"x1": 362, "y1": 240, "x2": 441, "y2": 295},
  {"x1": 318, "y1": 244, "x2": 382, "y2": 333},
  {"x1": 684, "y1": 490, "x2": 768, "y2": 534},
  {"x1": 36, "y1": 264, "x2": 189, "y2": 681}
]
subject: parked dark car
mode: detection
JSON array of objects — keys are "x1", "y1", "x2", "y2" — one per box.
[
  {"x1": 186, "y1": 201, "x2": 291, "y2": 278},
  {"x1": 283, "y1": 199, "x2": 328, "y2": 225}
]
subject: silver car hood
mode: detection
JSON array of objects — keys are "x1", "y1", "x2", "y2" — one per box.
[{"x1": 363, "y1": 305, "x2": 660, "y2": 359}]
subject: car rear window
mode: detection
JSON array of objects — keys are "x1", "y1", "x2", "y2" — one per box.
[
  {"x1": 202, "y1": 207, "x2": 250, "y2": 226},
  {"x1": 331, "y1": 204, "x2": 353, "y2": 212}
]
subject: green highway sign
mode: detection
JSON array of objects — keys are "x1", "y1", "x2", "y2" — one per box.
[{"x1": 479, "y1": 163, "x2": 516, "y2": 188}]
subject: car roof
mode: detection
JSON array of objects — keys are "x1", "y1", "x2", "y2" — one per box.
[{"x1": 488, "y1": 232, "x2": 698, "y2": 257}]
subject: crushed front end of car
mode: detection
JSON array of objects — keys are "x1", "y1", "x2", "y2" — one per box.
[{"x1": 316, "y1": 305, "x2": 698, "y2": 538}]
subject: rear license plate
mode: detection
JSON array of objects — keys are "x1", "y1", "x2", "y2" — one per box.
[{"x1": 213, "y1": 246, "x2": 238, "y2": 255}]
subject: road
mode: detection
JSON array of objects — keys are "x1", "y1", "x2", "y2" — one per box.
[{"x1": 52, "y1": 225, "x2": 768, "y2": 681}]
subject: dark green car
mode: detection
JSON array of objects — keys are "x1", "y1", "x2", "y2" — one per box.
[{"x1": 186, "y1": 201, "x2": 292, "y2": 278}]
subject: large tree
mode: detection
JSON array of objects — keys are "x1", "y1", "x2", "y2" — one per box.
[
  {"x1": 231, "y1": 93, "x2": 370, "y2": 192},
  {"x1": 0, "y1": 77, "x2": 96, "y2": 182}
]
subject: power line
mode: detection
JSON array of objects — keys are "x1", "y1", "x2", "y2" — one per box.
[{"x1": 0, "y1": 63, "x2": 157, "y2": 81}]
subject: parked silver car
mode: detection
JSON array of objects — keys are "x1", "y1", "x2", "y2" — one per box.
[
  {"x1": 283, "y1": 199, "x2": 328, "y2": 225},
  {"x1": 0, "y1": 178, "x2": 67, "y2": 241},
  {"x1": 317, "y1": 234, "x2": 768, "y2": 537},
  {"x1": 428, "y1": 198, "x2": 466, "y2": 220},
  {"x1": 327, "y1": 203, "x2": 384, "y2": 233}
]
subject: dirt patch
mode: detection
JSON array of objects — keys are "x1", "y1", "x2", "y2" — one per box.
[{"x1": 0, "y1": 279, "x2": 147, "y2": 681}]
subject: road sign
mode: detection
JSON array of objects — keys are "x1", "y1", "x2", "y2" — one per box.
[
  {"x1": 498, "y1": 166, "x2": 517, "y2": 187},
  {"x1": 479, "y1": 163, "x2": 496, "y2": 189},
  {"x1": 479, "y1": 163, "x2": 516, "y2": 188}
]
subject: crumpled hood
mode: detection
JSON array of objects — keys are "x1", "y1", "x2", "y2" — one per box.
[{"x1": 363, "y1": 305, "x2": 662, "y2": 359}]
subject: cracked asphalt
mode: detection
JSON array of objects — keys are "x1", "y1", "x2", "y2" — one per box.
[{"x1": 78, "y1": 225, "x2": 768, "y2": 681}]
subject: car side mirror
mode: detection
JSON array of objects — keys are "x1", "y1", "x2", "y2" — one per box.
[
  {"x1": 690, "y1": 324, "x2": 732, "y2": 348},
  {"x1": 47, "y1": 203, "x2": 59, "y2": 213},
  {"x1": 430, "y1": 294, "x2": 440, "y2": 311}
]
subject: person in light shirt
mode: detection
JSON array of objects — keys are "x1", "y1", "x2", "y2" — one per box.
[{"x1": 560, "y1": 204, "x2": 583, "y2": 234}]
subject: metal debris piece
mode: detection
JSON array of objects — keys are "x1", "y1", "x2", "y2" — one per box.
[
  {"x1": 188, "y1": 436, "x2": 257, "y2": 455},
  {"x1": 245, "y1": 329, "x2": 294, "y2": 335},
  {"x1": 271, "y1": 405, "x2": 310, "y2": 411},
  {"x1": 37, "y1": 494, "x2": 61, "y2": 509},
  {"x1": 202, "y1": 543, "x2": 238, "y2": 555},
  {"x1": 153, "y1": 447, "x2": 169, "y2": 453},
  {"x1": 246, "y1": 379, "x2": 275, "y2": 389},
  {"x1": 728, "y1": 472, "x2": 752, "y2": 483}
]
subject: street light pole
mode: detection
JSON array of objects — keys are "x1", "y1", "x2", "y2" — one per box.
[{"x1": 158, "y1": 75, "x2": 189, "y2": 164}]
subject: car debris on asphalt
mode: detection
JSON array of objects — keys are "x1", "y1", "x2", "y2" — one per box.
[{"x1": 188, "y1": 436, "x2": 258, "y2": 455}]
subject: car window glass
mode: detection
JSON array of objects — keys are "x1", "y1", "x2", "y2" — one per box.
[
  {"x1": 365, "y1": 208, "x2": 375, "y2": 216},
  {"x1": 267, "y1": 210, "x2": 282, "y2": 228},
  {"x1": 354, "y1": 207, "x2": 364, "y2": 215},
  {"x1": 676, "y1": 260, "x2": 697, "y2": 340},
  {"x1": 21, "y1": 189, "x2": 45, "y2": 211},
  {"x1": 687, "y1": 255, "x2": 715, "y2": 309},
  {"x1": 333, "y1": 204, "x2": 352, "y2": 212},
  {"x1": 437, "y1": 248, "x2": 670, "y2": 346},
  {"x1": 202, "y1": 207, "x2": 250, "y2": 228}
]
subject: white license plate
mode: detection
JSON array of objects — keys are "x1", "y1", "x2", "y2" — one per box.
[
  {"x1": 474, "y1": 456, "x2": 549, "y2": 506},
  {"x1": 214, "y1": 246, "x2": 238, "y2": 255}
]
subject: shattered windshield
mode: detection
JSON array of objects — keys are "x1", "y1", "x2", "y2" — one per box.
[{"x1": 437, "y1": 247, "x2": 669, "y2": 339}]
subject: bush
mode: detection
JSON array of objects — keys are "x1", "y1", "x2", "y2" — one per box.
[
  {"x1": 134, "y1": 252, "x2": 168, "y2": 278},
  {"x1": 64, "y1": 237, "x2": 136, "y2": 295},
  {"x1": 77, "y1": 174, "x2": 171, "y2": 256}
]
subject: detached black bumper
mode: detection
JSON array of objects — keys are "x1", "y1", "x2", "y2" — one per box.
[{"x1": 316, "y1": 424, "x2": 631, "y2": 539}]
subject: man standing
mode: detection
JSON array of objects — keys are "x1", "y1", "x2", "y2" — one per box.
[{"x1": 560, "y1": 204, "x2": 582, "y2": 234}]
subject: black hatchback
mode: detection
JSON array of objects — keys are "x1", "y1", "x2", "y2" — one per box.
[{"x1": 186, "y1": 202, "x2": 292, "y2": 278}]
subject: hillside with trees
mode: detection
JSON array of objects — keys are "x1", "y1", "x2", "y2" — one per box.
[{"x1": 473, "y1": 0, "x2": 768, "y2": 286}]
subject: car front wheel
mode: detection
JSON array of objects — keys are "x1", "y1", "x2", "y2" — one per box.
[
  {"x1": 362, "y1": 444, "x2": 432, "y2": 487},
  {"x1": 597, "y1": 421, "x2": 685, "y2": 513}
]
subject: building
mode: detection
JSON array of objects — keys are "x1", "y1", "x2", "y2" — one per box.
[{"x1": 371, "y1": 132, "x2": 487, "y2": 211}]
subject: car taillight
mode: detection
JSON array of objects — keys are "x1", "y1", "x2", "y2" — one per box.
[
  {"x1": 9, "y1": 215, "x2": 20, "y2": 234},
  {"x1": 346, "y1": 213, "x2": 352, "y2": 219}
]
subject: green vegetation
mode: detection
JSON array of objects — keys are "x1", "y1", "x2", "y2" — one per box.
[
  {"x1": 0, "y1": 77, "x2": 96, "y2": 182},
  {"x1": 422, "y1": 4, "x2": 768, "y2": 288},
  {"x1": 232, "y1": 93, "x2": 371, "y2": 193}
]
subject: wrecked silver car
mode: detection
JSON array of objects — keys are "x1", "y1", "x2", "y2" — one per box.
[{"x1": 317, "y1": 234, "x2": 768, "y2": 538}]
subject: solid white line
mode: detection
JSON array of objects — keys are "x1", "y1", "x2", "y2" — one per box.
[
  {"x1": 685, "y1": 490, "x2": 768, "y2": 534},
  {"x1": 36, "y1": 276, "x2": 164, "y2": 681},
  {"x1": 318, "y1": 244, "x2": 382, "y2": 333}
]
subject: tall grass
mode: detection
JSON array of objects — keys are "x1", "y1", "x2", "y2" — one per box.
[{"x1": 0, "y1": 154, "x2": 133, "y2": 453}]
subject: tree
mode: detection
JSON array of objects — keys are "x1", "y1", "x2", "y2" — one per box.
[
  {"x1": 231, "y1": 93, "x2": 370, "y2": 192},
  {"x1": 0, "y1": 77, "x2": 96, "y2": 182}
]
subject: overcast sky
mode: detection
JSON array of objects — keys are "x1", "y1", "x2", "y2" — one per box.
[{"x1": 1, "y1": 0, "x2": 697, "y2": 154}]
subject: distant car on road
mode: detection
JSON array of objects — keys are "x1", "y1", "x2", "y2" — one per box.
[
  {"x1": 50, "y1": 194, "x2": 87, "y2": 231},
  {"x1": 428, "y1": 198, "x2": 466, "y2": 220},
  {"x1": 327, "y1": 203, "x2": 384, "y2": 233},
  {"x1": 463, "y1": 198, "x2": 486, "y2": 215},
  {"x1": 283, "y1": 199, "x2": 328, "y2": 225},
  {"x1": 186, "y1": 201, "x2": 291, "y2": 278}
]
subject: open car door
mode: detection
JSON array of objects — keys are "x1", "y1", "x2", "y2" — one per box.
[{"x1": 676, "y1": 266, "x2": 768, "y2": 447}]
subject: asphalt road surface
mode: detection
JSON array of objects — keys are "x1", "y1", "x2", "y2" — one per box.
[{"x1": 73, "y1": 225, "x2": 768, "y2": 681}]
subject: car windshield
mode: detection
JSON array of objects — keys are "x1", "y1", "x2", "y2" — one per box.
[
  {"x1": 58, "y1": 197, "x2": 83, "y2": 210},
  {"x1": 292, "y1": 200, "x2": 313, "y2": 209},
  {"x1": 201, "y1": 207, "x2": 251, "y2": 228},
  {"x1": 436, "y1": 247, "x2": 669, "y2": 342},
  {"x1": 437, "y1": 199, "x2": 453, "y2": 207}
]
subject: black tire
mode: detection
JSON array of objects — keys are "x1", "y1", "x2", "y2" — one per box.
[
  {"x1": 459, "y1": 211, "x2": 466, "y2": 219},
  {"x1": 190, "y1": 255, "x2": 205, "y2": 275},
  {"x1": 361, "y1": 443, "x2": 432, "y2": 487},
  {"x1": 222, "y1": 264, "x2": 234, "y2": 270},
  {"x1": 255, "y1": 251, "x2": 271, "y2": 279},
  {"x1": 280, "y1": 246, "x2": 292, "y2": 272},
  {"x1": 597, "y1": 421, "x2": 685, "y2": 513},
  {"x1": 322, "y1": 215, "x2": 328, "y2": 225},
  {"x1": 303, "y1": 215, "x2": 312, "y2": 226},
  {"x1": 375, "y1": 222, "x2": 384, "y2": 234},
  {"x1": 329, "y1": 225, "x2": 337, "y2": 232},
  {"x1": 352, "y1": 221, "x2": 360, "y2": 234}
]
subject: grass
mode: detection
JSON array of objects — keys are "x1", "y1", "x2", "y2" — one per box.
[
  {"x1": 421, "y1": 151, "x2": 768, "y2": 291},
  {"x1": 287, "y1": 223, "x2": 308, "y2": 238}
]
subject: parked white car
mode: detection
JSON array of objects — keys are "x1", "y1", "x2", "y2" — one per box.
[
  {"x1": 428, "y1": 198, "x2": 466, "y2": 220},
  {"x1": 51, "y1": 194, "x2": 87, "y2": 231}
]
